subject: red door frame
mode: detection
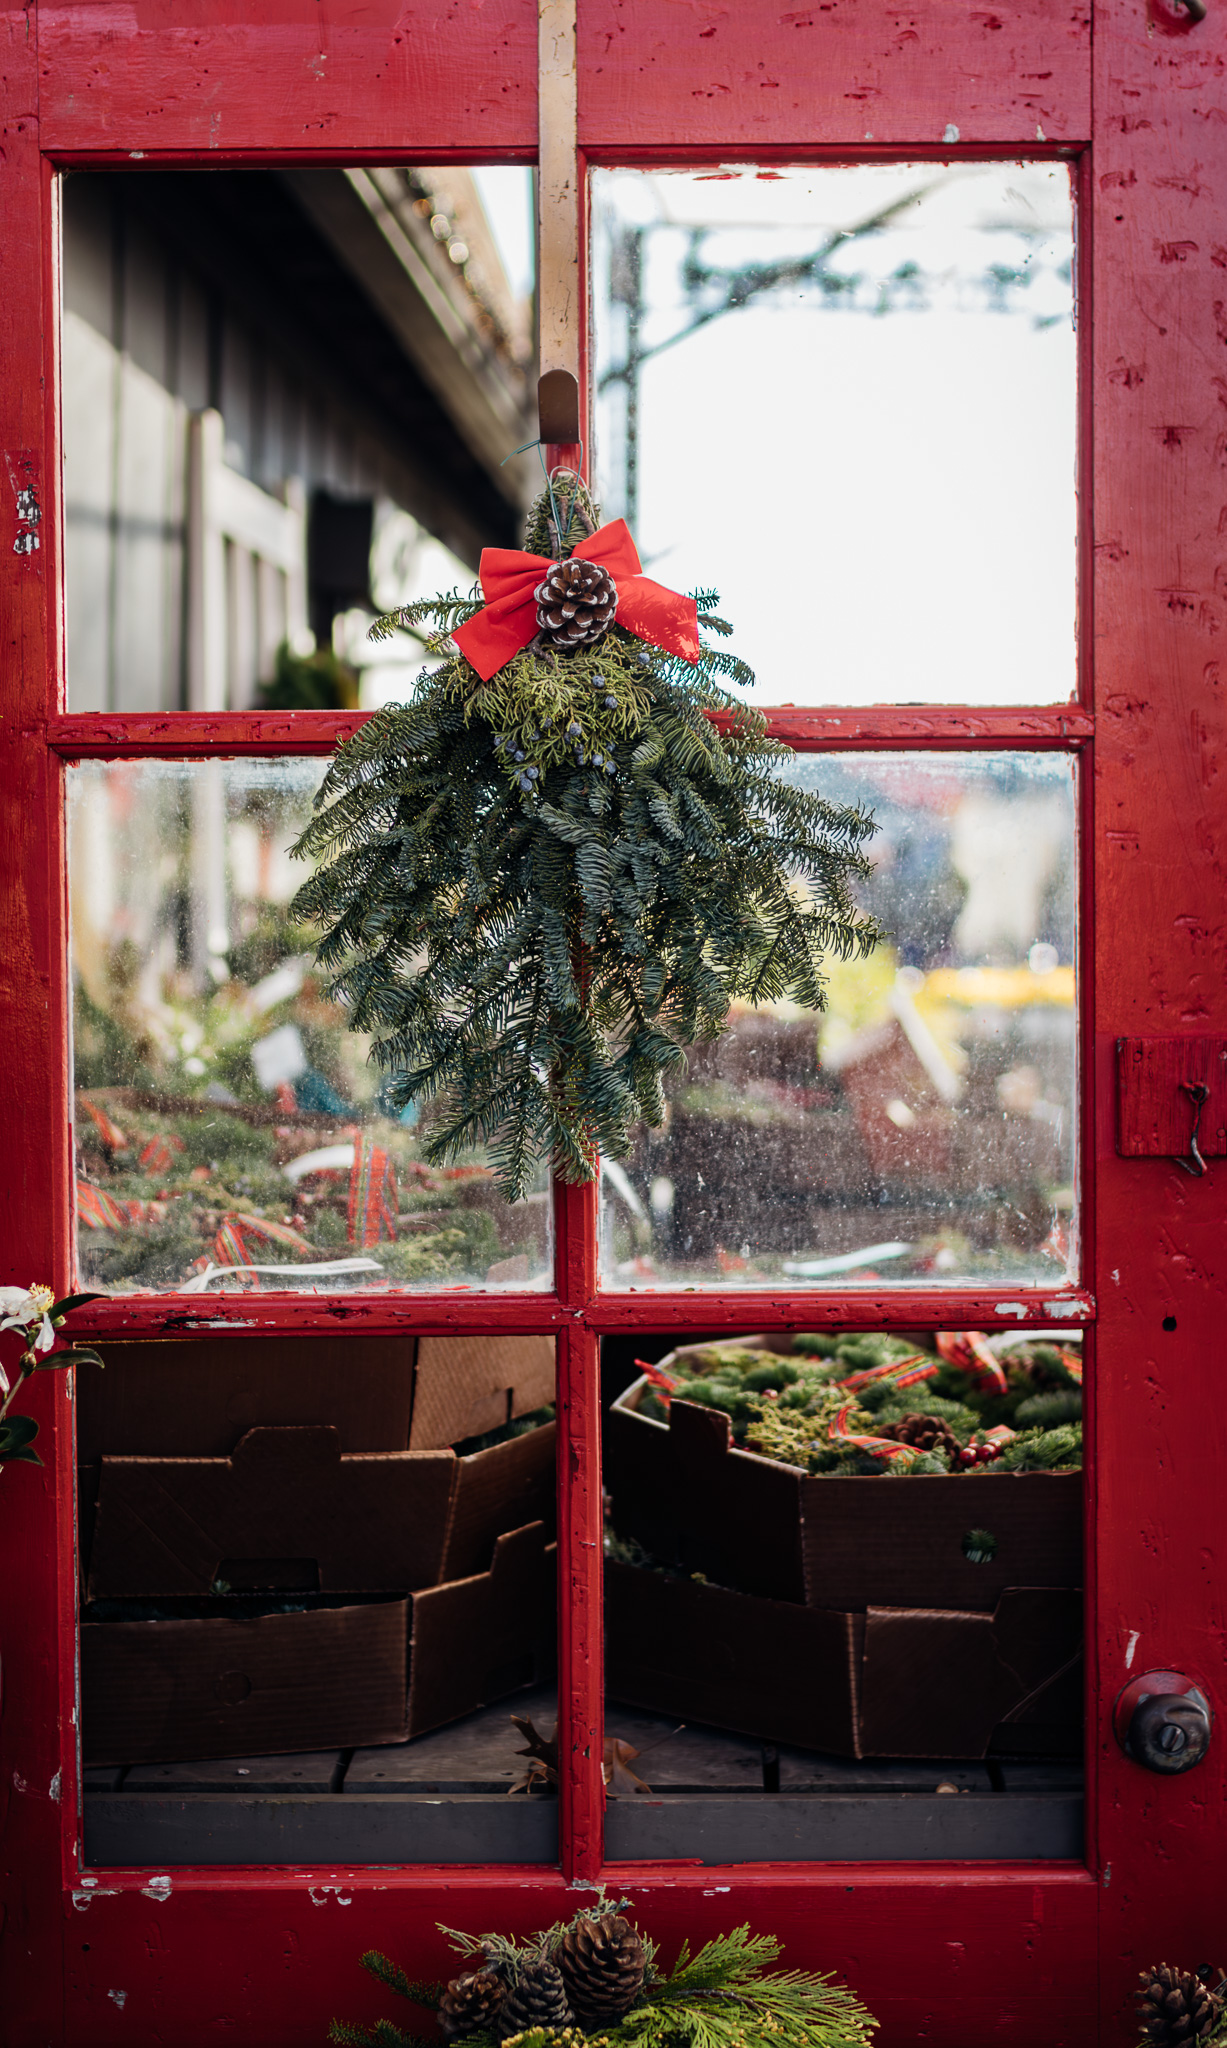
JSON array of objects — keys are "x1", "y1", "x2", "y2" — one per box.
[{"x1": 2, "y1": 3, "x2": 1224, "y2": 2042}]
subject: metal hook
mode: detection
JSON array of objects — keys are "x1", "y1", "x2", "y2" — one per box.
[
  {"x1": 1175, "y1": 1082, "x2": 1210, "y2": 1177},
  {"x1": 1174, "y1": 0, "x2": 1208, "y2": 22}
]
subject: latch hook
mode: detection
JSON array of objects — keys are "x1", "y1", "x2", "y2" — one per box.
[{"x1": 1175, "y1": 1081, "x2": 1210, "y2": 1177}]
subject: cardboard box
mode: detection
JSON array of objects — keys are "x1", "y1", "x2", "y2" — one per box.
[
  {"x1": 83, "y1": 1522, "x2": 557, "y2": 1766},
  {"x1": 88, "y1": 1420, "x2": 556, "y2": 1599},
  {"x1": 605, "y1": 1378, "x2": 1081, "y2": 1613},
  {"x1": 409, "y1": 1333, "x2": 555, "y2": 1450},
  {"x1": 79, "y1": 1332, "x2": 556, "y2": 1462},
  {"x1": 82, "y1": 1598, "x2": 411, "y2": 1766},
  {"x1": 79, "y1": 1334, "x2": 417, "y2": 1462},
  {"x1": 405, "y1": 1520, "x2": 556, "y2": 1739},
  {"x1": 605, "y1": 1560, "x2": 1081, "y2": 1760}
]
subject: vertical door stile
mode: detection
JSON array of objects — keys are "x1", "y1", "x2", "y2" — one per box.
[{"x1": 541, "y1": 0, "x2": 605, "y2": 1879}]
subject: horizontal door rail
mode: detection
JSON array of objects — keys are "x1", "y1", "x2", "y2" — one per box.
[
  {"x1": 61, "y1": 1286, "x2": 1094, "y2": 1340},
  {"x1": 45, "y1": 705, "x2": 1092, "y2": 758}
]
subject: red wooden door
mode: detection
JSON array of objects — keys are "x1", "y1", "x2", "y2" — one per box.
[{"x1": 1, "y1": 1, "x2": 1224, "y2": 2042}]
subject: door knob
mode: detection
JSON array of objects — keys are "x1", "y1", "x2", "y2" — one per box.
[{"x1": 1115, "y1": 1670, "x2": 1213, "y2": 1774}]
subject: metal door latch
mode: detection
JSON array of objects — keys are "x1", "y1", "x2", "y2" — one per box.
[{"x1": 1115, "y1": 1670, "x2": 1213, "y2": 1774}]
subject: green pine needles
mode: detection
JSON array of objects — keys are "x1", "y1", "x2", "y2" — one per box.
[
  {"x1": 329, "y1": 1916, "x2": 877, "y2": 2048},
  {"x1": 292, "y1": 480, "x2": 882, "y2": 1200}
]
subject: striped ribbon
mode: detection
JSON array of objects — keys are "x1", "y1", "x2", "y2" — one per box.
[
  {"x1": 212, "y1": 1212, "x2": 314, "y2": 1289},
  {"x1": 139, "y1": 1133, "x2": 185, "y2": 1176},
  {"x1": 78, "y1": 1095, "x2": 128, "y2": 1153},
  {"x1": 935, "y1": 1329, "x2": 1009, "y2": 1395},
  {"x1": 347, "y1": 1135, "x2": 399, "y2": 1248},
  {"x1": 828, "y1": 1400, "x2": 922, "y2": 1466},
  {"x1": 1058, "y1": 1348, "x2": 1083, "y2": 1385},
  {"x1": 982, "y1": 1424, "x2": 1017, "y2": 1447},
  {"x1": 77, "y1": 1180, "x2": 132, "y2": 1231},
  {"x1": 837, "y1": 1352, "x2": 938, "y2": 1395},
  {"x1": 636, "y1": 1357, "x2": 682, "y2": 1406}
]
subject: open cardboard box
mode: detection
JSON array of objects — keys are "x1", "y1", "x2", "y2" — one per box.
[
  {"x1": 605, "y1": 1559, "x2": 1082, "y2": 1760},
  {"x1": 605, "y1": 1373, "x2": 1082, "y2": 1613},
  {"x1": 83, "y1": 1522, "x2": 556, "y2": 1766},
  {"x1": 78, "y1": 1332, "x2": 557, "y2": 1579},
  {"x1": 79, "y1": 1331, "x2": 555, "y2": 1460},
  {"x1": 87, "y1": 1420, "x2": 556, "y2": 1599}
]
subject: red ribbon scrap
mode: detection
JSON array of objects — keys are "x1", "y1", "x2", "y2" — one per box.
[
  {"x1": 935, "y1": 1329, "x2": 1009, "y2": 1396},
  {"x1": 635, "y1": 1357, "x2": 682, "y2": 1408},
  {"x1": 836, "y1": 1353, "x2": 938, "y2": 1396},
  {"x1": 452, "y1": 519, "x2": 702, "y2": 684},
  {"x1": 828, "y1": 1400, "x2": 921, "y2": 1466}
]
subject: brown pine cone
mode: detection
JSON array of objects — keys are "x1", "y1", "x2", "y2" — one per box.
[
  {"x1": 1136, "y1": 1964, "x2": 1223, "y2": 2045},
  {"x1": 439, "y1": 1969, "x2": 506, "y2": 2041},
  {"x1": 495, "y1": 1959, "x2": 573, "y2": 2043},
  {"x1": 877, "y1": 1411, "x2": 961, "y2": 1461},
  {"x1": 558, "y1": 1912, "x2": 646, "y2": 2026},
  {"x1": 534, "y1": 558, "x2": 617, "y2": 649}
]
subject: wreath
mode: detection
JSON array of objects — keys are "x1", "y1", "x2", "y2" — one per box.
[{"x1": 292, "y1": 474, "x2": 881, "y2": 1200}]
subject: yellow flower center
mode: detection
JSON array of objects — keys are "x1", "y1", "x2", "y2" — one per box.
[{"x1": 28, "y1": 1284, "x2": 54, "y2": 1314}]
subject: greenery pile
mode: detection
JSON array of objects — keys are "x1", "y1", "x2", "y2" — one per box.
[
  {"x1": 292, "y1": 476, "x2": 883, "y2": 1200},
  {"x1": 635, "y1": 1331, "x2": 1082, "y2": 1476},
  {"x1": 329, "y1": 1905, "x2": 877, "y2": 2048}
]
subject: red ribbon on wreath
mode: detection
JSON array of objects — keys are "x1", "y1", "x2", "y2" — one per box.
[{"x1": 452, "y1": 519, "x2": 702, "y2": 683}]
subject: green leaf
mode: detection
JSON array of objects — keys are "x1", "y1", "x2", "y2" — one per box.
[
  {"x1": 0, "y1": 1413, "x2": 43, "y2": 1465},
  {"x1": 49, "y1": 1291, "x2": 105, "y2": 1320},
  {"x1": 35, "y1": 1347, "x2": 105, "y2": 1372}
]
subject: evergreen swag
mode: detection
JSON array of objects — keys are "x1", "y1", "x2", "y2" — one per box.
[
  {"x1": 292, "y1": 475, "x2": 883, "y2": 1200},
  {"x1": 328, "y1": 1904, "x2": 878, "y2": 2048}
]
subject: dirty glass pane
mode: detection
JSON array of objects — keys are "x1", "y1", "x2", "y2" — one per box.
[
  {"x1": 600, "y1": 1325, "x2": 1083, "y2": 1865},
  {"x1": 599, "y1": 751, "x2": 1077, "y2": 1290},
  {"x1": 60, "y1": 165, "x2": 536, "y2": 711},
  {"x1": 592, "y1": 163, "x2": 1076, "y2": 707},
  {"x1": 79, "y1": 1328, "x2": 559, "y2": 1867},
  {"x1": 68, "y1": 758, "x2": 551, "y2": 1293}
]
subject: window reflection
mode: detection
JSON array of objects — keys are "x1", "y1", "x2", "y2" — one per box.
[
  {"x1": 593, "y1": 163, "x2": 1076, "y2": 708},
  {"x1": 69, "y1": 758, "x2": 551, "y2": 1293},
  {"x1": 600, "y1": 752, "x2": 1077, "y2": 1289}
]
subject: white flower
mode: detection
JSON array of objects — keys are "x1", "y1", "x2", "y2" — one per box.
[
  {"x1": 0, "y1": 1359, "x2": 8, "y2": 1397},
  {"x1": 0, "y1": 1286, "x2": 38, "y2": 1324},
  {"x1": 0, "y1": 1284, "x2": 56, "y2": 1353}
]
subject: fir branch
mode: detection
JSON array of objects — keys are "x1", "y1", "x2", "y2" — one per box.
[{"x1": 294, "y1": 484, "x2": 884, "y2": 1200}]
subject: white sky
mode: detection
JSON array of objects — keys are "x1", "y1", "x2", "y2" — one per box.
[{"x1": 592, "y1": 164, "x2": 1077, "y2": 709}]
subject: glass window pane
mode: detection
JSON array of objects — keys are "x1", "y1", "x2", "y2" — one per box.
[
  {"x1": 60, "y1": 165, "x2": 536, "y2": 712},
  {"x1": 593, "y1": 163, "x2": 1076, "y2": 707},
  {"x1": 601, "y1": 1325, "x2": 1083, "y2": 1865},
  {"x1": 599, "y1": 751, "x2": 1077, "y2": 1291},
  {"x1": 81, "y1": 1330, "x2": 559, "y2": 1866},
  {"x1": 69, "y1": 758, "x2": 551, "y2": 1293}
]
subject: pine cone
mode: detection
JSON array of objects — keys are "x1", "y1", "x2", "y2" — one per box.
[
  {"x1": 558, "y1": 1912, "x2": 646, "y2": 2026},
  {"x1": 534, "y1": 558, "x2": 617, "y2": 650},
  {"x1": 878, "y1": 1412, "x2": 961, "y2": 1461},
  {"x1": 1136, "y1": 1965, "x2": 1222, "y2": 2045},
  {"x1": 439, "y1": 1969, "x2": 506, "y2": 2041},
  {"x1": 495, "y1": 1960, "x2": 574, "y2": 2043}
]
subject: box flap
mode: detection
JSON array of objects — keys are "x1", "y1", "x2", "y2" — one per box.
[
  {"x1": 406, "y1": 1521, "x2": 556, "y2": 1738},
  {"x1": 82, "y1": 1600, "x2": 410, "y2": 1765},
  {"x1": 858, "y1": 1589, "x2": 1083, "y2": 1757},
  {"x1": 605, "y1": 1385, "x2": 807, "y2": 1604},
  {"x1": 410, "y1": 1334, "x2": 555, "y2": 1450},
  {"x1": 79, "y1": 1334, "x2": 416, "y2": 1462},
  {"x1": 88, "y1": 1426, "x2": 455, "y2": 1598},
  {"x1": 442, "y1": 1422, "x2": 556, "y2": 1582},
  {"x1": 605, "y1": 1559, "x2": 863, "y2": 1756}
]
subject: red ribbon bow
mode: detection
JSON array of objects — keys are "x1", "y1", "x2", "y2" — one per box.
[{"x1": 452, "y1": 518, "x2": 701, "y2": 683}]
